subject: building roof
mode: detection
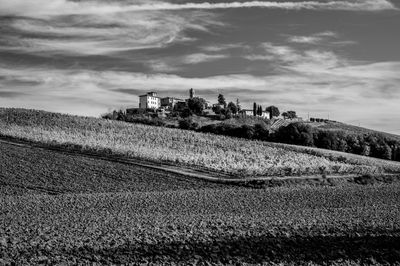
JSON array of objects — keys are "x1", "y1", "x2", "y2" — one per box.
[
  {"x1": 139, "y1": 94, "x2": 160, "y2": 98},
  {"x1": 161, "y1": 97, "x2": 184, "y2": 101}
]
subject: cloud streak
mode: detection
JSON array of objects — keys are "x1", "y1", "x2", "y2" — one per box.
[
  {"x1": 1, "y1": 60, "x2": 399, "y2": 121},
  {"x1": 0, "y1": 0, "x2": 397, "y2": 17},
  {"x1": 0, "y1": 0, "x2": 399, "y2": 134},
  {"x1": 287, "y1": 31, "x2": 337, "y2": 44},
  {"x1": 0, "y1": 2, "x2": 220, "y2": 56}
]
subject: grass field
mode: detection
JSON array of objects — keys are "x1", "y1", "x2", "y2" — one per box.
[
  {"x1": 1, "y1": 108, "x2": 400, "y2": 177},
  {"x1": 1, "y1": 126, "x2": 399, "y2": 264}
]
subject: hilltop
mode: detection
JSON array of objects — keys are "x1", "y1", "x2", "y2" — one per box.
[
  {"x1": 108, "y1": 102, "x2": 400, "y2": 163},
  {"x1": 306, "y1": 120, "x2": 400, "y2": 141}
]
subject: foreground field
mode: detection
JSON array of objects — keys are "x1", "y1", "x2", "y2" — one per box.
[
  {"x1": 1, "y1": 134, "x2": 399, "y2": 264},
  {"x1": 0, "y1": 141, "x2": 226, "y2": 196},
  {"x1": 2, "y1": 108, "x2": 400, "y2": 177},
  {"x1": 1, "y1": 185, "x2": 399, "y2": 265}
]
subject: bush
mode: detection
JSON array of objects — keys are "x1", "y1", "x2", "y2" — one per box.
[
  {"x1": 180, "y1": 109, "x2": 192, "y2": 118},
  {"x1": 179, "y1": 119, "x2": 191, "y2": 130},
  {"x1": 353, "y1": 174, "x2": 377, "y2": 185},
  {"x1": 275, "y1": 123, "x2": 314, "y2": 146},
  {"x1": 254, "y1": 123, "x2": 269, "y2": 141},
  {"x1": 179, "y1": 118, "x2": 199, "y2": 130}
]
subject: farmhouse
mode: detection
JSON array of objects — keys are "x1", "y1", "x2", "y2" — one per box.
[
  {"x1": 161, "y1": 97, "x2": 184, "y2": 109},
  {"x1": 139, "y1": 92, "x2": 186, "y2": 110},
  {"x1": 139, "y1": 92, "x2": 160, "y2": 109},
  {"x1": 240, "y1": 109, "x2": 270, "y2": 118}
]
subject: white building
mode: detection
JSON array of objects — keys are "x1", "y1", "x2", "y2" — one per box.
[
  {"x1": 240, "y1": 109, "x2": 270, "y2": 118},
  {"x1": 160, "y1": 97, "x2": 184, "y2": 110},
  {"x1": 139, "y1": 92, "x2": 161, "y2": 109}
]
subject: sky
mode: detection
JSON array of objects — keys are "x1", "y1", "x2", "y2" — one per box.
[{"x1": 0, "y1": 0, "x2": 400, "y2": 133}]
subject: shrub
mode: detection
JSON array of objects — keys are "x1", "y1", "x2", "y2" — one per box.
[
  {"x1": 254, "y1": 123, "x2": 269, "y2": 141},
  {"x1": 180, "y1": 109, "x2": 193, "y2": 118},
  {"x1": 179, "y1": 118, "x2": 199, "y2": 130},
  {"x1": 275, "y1": 123, "x2": 314, "y2": 146}
]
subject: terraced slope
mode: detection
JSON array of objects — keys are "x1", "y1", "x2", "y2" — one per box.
[{"x1": 2, "y1": 108, "x2": 400, "y2": 177}]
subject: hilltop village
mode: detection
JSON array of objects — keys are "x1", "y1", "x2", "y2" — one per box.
[
  {"x1": 101, "y1": 88, "x2": 400, "y2": 163},
  {"x1": 125, "y1": 88, "x2": 297, "y2": 120}
]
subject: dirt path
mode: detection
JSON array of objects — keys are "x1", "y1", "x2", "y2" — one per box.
[{"x1": 0, "y1": 137, "x2": 396, "y2": 185}]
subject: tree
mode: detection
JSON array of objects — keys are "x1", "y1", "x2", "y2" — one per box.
[
  {"x1": 265, "y1": 106, "x2": 280, "y2": 119},
  {"x1": 239, "y1": 125, "x2": 255, "y2": 139},
  {"x1": 254, "y1": 123, "x2": 269, "y2": 140},
  {"x1": 276, "y1": 123, "x2": 314, "y2": 146},
  {"x1": 212, "y1": 105, "x2": 222, "y2": 114},
  {"x1": 236, "y1": 98, "x2": 241, "y2": 112},
  {"x1": 225, "y1": 109, "x2": 233, "y2": 119},
  {"x1": 181, "y1": 108, "x2": 192, "y2": 118},
  {"x1": 113, "y1": 110, "x2": 126, "y2": 121},
  {"x1": 257, "y1": 105, "x2": 263, "y2": 116},
  {"x1": 218, "y1": 94, "x2": 226, "y2": 108},
  {"x1": 227, "y1": 102, "x2": 238, "y2": 114},
  {"x1": 179, "y1": 118, "x2": 199, "y2": 130},
  {"x1": 286, "y1": 111, "x2": 297, "y2": 119},
  {"x1": 187, "y1": 97, "x2": 206, "y2": 115},
  {"x1": 253, "y1": 102, "x2": 257, "y2": 116}
]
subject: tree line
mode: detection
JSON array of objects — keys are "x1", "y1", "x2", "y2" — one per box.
[
  {"x1": 198, "y1": 121, "x2": 400, "y2": 162},
  {"x1": 102, "y1": 109, "x2": 400, "y2": 162}
]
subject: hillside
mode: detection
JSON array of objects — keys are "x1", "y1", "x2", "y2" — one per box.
[
  {"x1": 1, "y1": 108, "x2": 400, "y2": 264},
  {"x1": 306, "y1": 120, "x2": 400, "y2": 141},
  {"x1": 1, "y1": 108, "x2": 400, "y2": 177},
  {"x1": 0, "y1": 141, "x2": 226, "y2": 196}
]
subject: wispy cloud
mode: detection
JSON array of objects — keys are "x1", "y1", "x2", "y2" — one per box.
[
  {"x1": 0, "y1": 0, "x2": 399, "y2": 133},
  {"x1": 288, "y1": 36, "x2": 324, "y2": 44},
  {"x1": 201, "y1": 44, "x2": 248, "y2": 52},
  {"x1": 2, "y1": 60, "x2": 400, "y2": 124},
  {"x1": 182, "y1": 53, "x2": 228, "y2": 64},
  {"x1": 4, "y1": 15, "x2": 216, "y2": 56},
  {"x1": 245, "y1": 42, "x2": 347, "y2": 71},
  {"x1": 287, "y1": 31, "x2": 337, "y2": 44},
  {"x1": 0, "y1": 0, "x2": 393, "y2": 57},
  {"x1": 0, "y1": 1, "x2": 221, "y2": 56},
  {"x1": 1, "y1": 0, "x2": 396, "y2": 17},
  {"x1": 146, "y1": 53, "x2": 229, "y2": 72}
]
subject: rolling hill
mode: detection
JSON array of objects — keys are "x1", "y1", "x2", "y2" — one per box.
[
  {"x1": 1, "y1": 108, "x2": 400, "y2": 178},
  {"x1": 0, "y1": 140, "x2": 227, "y2": 196},
  {"x1": 306, "y1": 120, "x2": 400, "y2": 141},
  {"x1": 1, "y1": 107, "x2": 400, "y2": 264}
]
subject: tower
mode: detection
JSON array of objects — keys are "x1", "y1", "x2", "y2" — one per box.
[{"x1": 189, "y1": 88, "x2": 195, "y2": 99}]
